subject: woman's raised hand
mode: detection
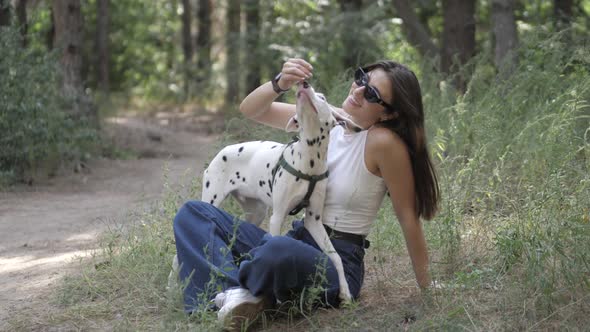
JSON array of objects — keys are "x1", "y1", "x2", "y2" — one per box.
[{"x1": 277, "y1": 58, "x2": 314, "y2": 91}]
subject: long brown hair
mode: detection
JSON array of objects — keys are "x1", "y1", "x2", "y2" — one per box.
[{"x1": 363, "y1": 61, "x2": 440, "y2": 220}]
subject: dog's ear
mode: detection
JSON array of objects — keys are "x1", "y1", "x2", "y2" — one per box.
[{"x1": 285, "y1": 115, "x2": 299, "y2": 132}]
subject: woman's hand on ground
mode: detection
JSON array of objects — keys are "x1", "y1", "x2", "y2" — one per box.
[{"x1": 277, "y1": 58, "x2": 314, "y2": 90}]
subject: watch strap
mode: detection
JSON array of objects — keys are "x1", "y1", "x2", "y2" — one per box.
[{"x1": 272, "y1": 73, "x2": 290, "y2": 94}]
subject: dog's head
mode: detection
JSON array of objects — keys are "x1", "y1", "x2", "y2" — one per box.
[{"x1": 286, "y1": 82, "x2": 362, "y2": 133}]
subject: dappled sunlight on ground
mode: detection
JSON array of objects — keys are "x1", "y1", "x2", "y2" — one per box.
[
  {"x1": 0, "y1": 111, "x2": 218, "y2": 330},
  {"x1": 0, "y1": 249, "x2": 90, "y2": 274},
  {"x1": 0, "y1": 248, "x2": 93, "y2": 290}
]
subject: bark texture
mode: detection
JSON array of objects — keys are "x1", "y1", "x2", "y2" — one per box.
[
  {"x1": 196, "y1": 0, "x2": 212, "y2": 83},
  {"x1": 180, "y1": 0, "x2": 192, "y2": 96},
  {"x1": 492, "y1": 0, "x2": 518, "y2": 74},
  {"x1": 52, "y1": 0, "x2": 95, "y2": 122},
  {"x1": 391, "y1": 0, "x2": 438, "y2": 57},
  {"x1": 16, "y1": 0, "x2": 27, "y2": 46},
  {"x1": 181, "y1": 0, "x2": 193, "y2": 64},
  {"x1": 225, "y1": 0, "x2": 240, "y2": 105},
  {"x1": 245, "y1": 0, "x2": 261, "y2": 94},
  {"x1": 46, "y1": 6, "x2": 54, "y2": 50},
  {"x1": 96, "y1": 0, "x2": 109, "y2": 92},
  {"x1": 0, "y1": 0, "x2": 10, "y2": 27},
  {"x1": 441, "y1": 0, "x2": 476, "y2": 92},
  {"x1": 338, "y1": 0, "x2": 363, "y2": 69},
  {"x1": 554, "y1": 0, "x2": 573, "y2": 29}
]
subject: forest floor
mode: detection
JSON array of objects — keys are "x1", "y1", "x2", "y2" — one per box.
[
  {"x1": 0, "y1": 107, "x2": 224, "y2": 330},
  {"x1": 0, "y1": 107, "x2": 426, "y2": 331}
]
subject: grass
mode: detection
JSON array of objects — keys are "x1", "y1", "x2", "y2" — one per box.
[{"x1": 7, "y1": 32, "x2": 590, "y2": 331}]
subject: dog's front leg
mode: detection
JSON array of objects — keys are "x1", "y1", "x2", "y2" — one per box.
[
  {"x1": 269, "y1": 184, "x2": 299, "y2": 236},
  {"x1": 304, "y1": 200, "x2": 353, "y2": 303},
  {"x1": 268, "y1": 209, "x2": 288, "y2": 236}
]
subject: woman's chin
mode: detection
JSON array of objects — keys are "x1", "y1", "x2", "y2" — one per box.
[{"x1": 341, "y1": 100, "x2": 356, "y2": 115}]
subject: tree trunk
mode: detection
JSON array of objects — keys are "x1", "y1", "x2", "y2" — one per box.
[
  {"x1": 262, "y1": 3, "x2": 283, "y2": 90},
  {"x1": 46, "y1": 6, "x2": 54, "y2": 50},
  {"x1": 441, "y1": 0, "x2": 476, "y2": 93},
  {"x1": 554, "y1": 0, "x2": 573, "y2": 30},
  {"x1": 491, "y1": 0, "x2": 518, "y2": 76},
  {"x1": 225, "y1": 0, "x2": 240, "y2": 106},
  {"x1": 0, "y1": 0, "x2": 10, "y2": 27},
  {"x1": 181, "y1": 0, "x2": 193, "y2": 63},
  {"x1": 196, "y1": 0, "x2": 212, "y2": 84},
  {"x1": 338, "y1": 0, "x2": 363, "y2": 69},
  {"x1": 181, "y1": 0, "x2": 192, "y2": 96},
  {"x1": 244, "y1": 0, "x2": 260, "y2": 94},
  {"x1": 16, "y1": 0, "x2": 27, "y2": 46},
  {"x1": 96, "y1": 0, "x2": 109, "y2": 93},
  {"x1": 391, "y1": 0, "x2": 438, "y2": 57},
  {"x1": 52, "y1": 0, "x2": 95, "y2": 123}
]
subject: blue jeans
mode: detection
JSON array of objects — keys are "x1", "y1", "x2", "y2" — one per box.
[{"x1": 173, "y1": 200, "x2": 365, "y2": 313}]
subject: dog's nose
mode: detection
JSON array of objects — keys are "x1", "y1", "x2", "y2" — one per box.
[{"x1": 302, "y1": 81, "x2": 309, "y2": 89}]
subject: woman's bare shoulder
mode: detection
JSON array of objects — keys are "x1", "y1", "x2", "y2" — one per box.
[
  {"x1": 365, "y1": 127, "x2": 411, "y2": 177},
  {"x1": 366, "y1": 127, "x2": 408, "y2": 154}
]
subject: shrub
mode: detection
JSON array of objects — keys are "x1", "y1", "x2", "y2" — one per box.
[{"x1": 0, "y1": 26, "x2": 97, "y2": 186}]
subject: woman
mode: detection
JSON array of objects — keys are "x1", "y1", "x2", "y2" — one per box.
[{"x1": 172, "y1": 58, "x2": 439, "y2": 329}]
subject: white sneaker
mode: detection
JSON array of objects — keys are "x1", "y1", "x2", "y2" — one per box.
[
  {"x1": 213, "y1": 291, "x2": 227, "y2": 308},
  {"x1": 216, "y1": 287, "x2": 272, "y2": 331}
]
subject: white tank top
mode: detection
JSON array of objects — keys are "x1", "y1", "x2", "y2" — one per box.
[{"x1": 323, "y1": 126, "x2": 388, "y2": 235}]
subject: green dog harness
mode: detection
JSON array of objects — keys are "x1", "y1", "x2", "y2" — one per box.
[{"x1": 270, "y1": 138, "x2": 329, "y2": 216}]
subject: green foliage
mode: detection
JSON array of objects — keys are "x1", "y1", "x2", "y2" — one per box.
[
  {"x1": 0, "y1": 26, "x2": 97, "y2": 186},
  {"x1": 27, "y1": 0, "x2": 585, "y2": 111},
  {"x1": 261, "y1": 1, "x2": 389, "y2": 93},
  {"x1": 81, "y1": 0, "x2": 184, "y2": 100},
  {"x1": 414, "y1": 30, "x2": 589, "y2": 327},
  {"x1": 42, "y1": 31, "x2": 589, "y2": 329}
]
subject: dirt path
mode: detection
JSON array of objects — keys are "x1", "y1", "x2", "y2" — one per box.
[{"x1": 0, "y1": 111, "x2": 223, "y2": 328}]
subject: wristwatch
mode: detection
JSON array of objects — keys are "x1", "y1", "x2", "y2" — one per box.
[{"x1": 272, "y1": 73, "x2": 290, "y2": 95}]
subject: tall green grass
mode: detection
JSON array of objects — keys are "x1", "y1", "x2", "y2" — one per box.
[
  {"x1": 413, "y1": 31, "x2": 590, "y2": 329},
  {"x1": 11, "y1": 32, "x2": 589, "y2": 331}
]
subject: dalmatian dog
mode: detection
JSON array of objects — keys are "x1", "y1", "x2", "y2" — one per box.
[{"x1": 170, "y1": 82, "x2": 361, "y2": 302}]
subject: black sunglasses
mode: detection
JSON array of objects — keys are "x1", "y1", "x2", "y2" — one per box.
[{"x1": 354, "y1": 67, "x2": 394, "y2": 110}]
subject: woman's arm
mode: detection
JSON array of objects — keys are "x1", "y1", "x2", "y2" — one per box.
[
  {"x1": 239, "y1": 58, "x2": 313, "y2": 130},
  {"x1": 398, "y1": 211, "x2": 430, "y2": 289},
  {"x1": 366, "y1": 127, "x2": 431, "y2": 289}
]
